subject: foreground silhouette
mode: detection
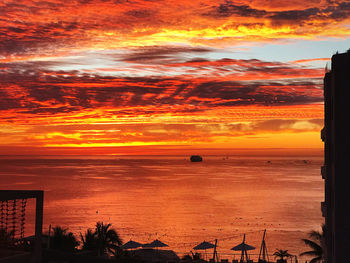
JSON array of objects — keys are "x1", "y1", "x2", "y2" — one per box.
[
  {"x1": 50, "y1": 226, "x2": 79, "y2": 252},
  {"x1": 300, "y1": 226, "x2": 324, "y2": 263},
  {"x1": 181, "y1": 252, "x2": 202, "y2": 262},
  {"x1": 273, "y1": 249, "x2": 291, "y2": 263},
  {"x1": 80, "y1": 221, "x2": 122, "y2": 257}
]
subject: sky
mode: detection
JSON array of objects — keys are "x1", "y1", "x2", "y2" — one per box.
[{"x1": 1, "y1": 0, "x2": 350, "y2": 155}]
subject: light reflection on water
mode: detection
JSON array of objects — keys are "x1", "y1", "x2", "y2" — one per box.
[{"x1": 0, "y1": 155, "x2": 323, "y2": 260}]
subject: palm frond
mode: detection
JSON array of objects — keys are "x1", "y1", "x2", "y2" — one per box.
[
  {"x1": 273, "y1": 249, "x2": 291, "y2": 259},
  {"x1": 300, "y1": 226, "x2": 324, "y2": 263},
  {"x1": 309, "y1": 256, "x2": 322, "y2": 263},
  {"x1": 93, "y1": 221, "x2": 122, "y2": 256},
  {"x1": 300, "y1": 250, "x2": 319, "y2": 257},
  {"x1": 301, "y1": 239, "x2": 322, "y2": 253},
  {"x1": 309, "y1": 230, "x2": 322, "y2": 241}
]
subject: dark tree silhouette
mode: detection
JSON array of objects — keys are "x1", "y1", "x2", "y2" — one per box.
[
  {"x1": 300, "y1": 226, "x2": 324, "y2": 263},
  {"x1": 80, "y1": 228, "x2": 97, "y2": 252},
  {"x1": 50, "y1": 226, "x2": 79, "y2": 252},
  {"x1": 95, "y1": 221, "x2": 122, "y2": 256},
  {"x1": 273, "y1": 249, "x2": 291, "y2": 262},
  {"x1": 80, "y1": 221, "x2": 122, "y2": 257}
]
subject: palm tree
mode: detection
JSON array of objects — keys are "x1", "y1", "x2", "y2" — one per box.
[
  {"x1": 300, "y1": 226, "x2": 324, "y2": 263},
  {"x1": 273, "y1": 249, "x2": 291, "y2": 263},
  {"x1": 80, "y1": 228, "x2": 97, "y2": 252},
  {"x1": 81, "y1": 221, "x2": 122, "y2": 257},
  {"x1": 95, "y1": 221, "x2": 122, "y2": 256},
  {"x1": 50, "y1": 226, "x2": 79, "y2": 252}
]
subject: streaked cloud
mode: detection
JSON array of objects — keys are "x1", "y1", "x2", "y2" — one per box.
[
  {"x1": 0, "y1": 0, "x2": 333, "y2": 153},
  {"x1": 0, "y1": 0, "x2": 349, "y2": 59},
  {"x1": 0, "y1": 118, "x2": 323, "y2": 149},
  {"x1": 0, "y1": 55, "x2": 323, "y2": 121}
]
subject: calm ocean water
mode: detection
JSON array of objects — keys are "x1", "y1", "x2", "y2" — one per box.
[{"x1": 0, "y1": 155, "x2": 323, "y2": 261}]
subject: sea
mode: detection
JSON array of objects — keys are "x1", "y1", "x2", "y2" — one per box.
[{"x1": 0, "y1": 155, "x2": 324, "y2": 261}]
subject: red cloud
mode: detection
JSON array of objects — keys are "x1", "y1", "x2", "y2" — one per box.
[
  {"x1": 0, "y1": 57, "x2": 323, "y2": 127},
  {"x1": 0, "y1": 0, "x2": 349, "y2": 58}
]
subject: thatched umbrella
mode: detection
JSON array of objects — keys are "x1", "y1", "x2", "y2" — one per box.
[
  {"x1": 121, "y1": 240, "x2": 143, "y2": 249},
  {"x1": 194, "y1": 241, "x2": 216, "y2": 260},
  {"x1": 142, "y1": 239, "x2": 169, "y2": 249},
  {"x1": 231, "y1": 234, "x2": 255, "y2": 262},
  {"x1": 193, "y1": 241, "x2": 215, "y2": 250}
]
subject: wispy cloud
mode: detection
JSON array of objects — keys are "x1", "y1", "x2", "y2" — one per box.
[
  {"x1": 0, "y1": 0, "x2": 331, "y2": 152},
  {"x1": 0, "y1": 0, "x2": 349, "y2": 58},
  {"x1": 0, "y1": 56, "x2": 323, "y2": 120}
]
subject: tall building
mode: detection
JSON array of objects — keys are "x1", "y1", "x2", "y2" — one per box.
[{"x1": 322, "y1": 51, "x2": 350, "y2": 263}]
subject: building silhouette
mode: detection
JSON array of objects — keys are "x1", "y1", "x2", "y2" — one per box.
[{"x1": 322, "y1": 51, "x2": 350, "y2": 263}]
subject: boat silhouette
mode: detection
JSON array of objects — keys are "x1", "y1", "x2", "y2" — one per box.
[{"x1": 190, "y1": 155, "x2": 203, "y2": 162}]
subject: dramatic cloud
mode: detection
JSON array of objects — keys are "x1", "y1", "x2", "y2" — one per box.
[
  {"x1": 0, "y1": 56, "x2": 323, "y2": 121},
  {"x1": 207, "y1": 2, "x2": 267, "y2": 18},
  {"x1": 121, "y1": 46, "x2": 213, "y2": 64},
  {"x1": 0, "y1": 117, "x2": 323, "y2": 151},
  {"x1": 207, "y1": 0, "x2": 350, "y2": 25},
  {"x1": 0, "y1": 0, "x2": 332, "y2": 153},
  {"x1": 0, "y1": 0, "x2": 349, "y2": 58}
]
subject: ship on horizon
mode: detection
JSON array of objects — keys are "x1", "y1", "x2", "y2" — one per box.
[{"x1": 190, "y1": 155, "x2": 203, "y2": 162}]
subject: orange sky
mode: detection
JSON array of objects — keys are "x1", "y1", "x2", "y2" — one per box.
[{"x1": 1, "y1": 0, "x2": 349, "y2": 155}]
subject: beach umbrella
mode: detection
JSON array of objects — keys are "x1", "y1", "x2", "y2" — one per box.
[
  {"x1": 231, "y1": 242, "x2": 255, "y2": 251},
  {"x1": 193, "y1": 241, "x2": 215, "y2": 250},
  {"x1": 142, "y1": 239, "x2": 169, "y2": 249},
  {"x1": 193, "y1": 241, "x2": 216, "y2": 261},
  {"x1": 121, "y1": 240, "x2": 143, "y2": 249},
  {"x1": 231, "y1": 234, "x2": 255, "y2": 262}
]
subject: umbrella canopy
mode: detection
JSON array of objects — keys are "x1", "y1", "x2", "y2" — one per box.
[
  {"x1": 193, "y1": 241, "x2": 215, "y2": 250},
  {"x1": 231, "y1": 234, "x2": 255, "y2": 251},
  {"x1": 121, "y1": 240, "x2": 143, "y2": 249},
  {"x1": 231, "y1": 234, "x2": 255, "y2": 263},
  {"x1": 231, "y1": 242, "x2": 255, "y2": 251},
  {"x1": 142, "y1": 239, "x2": 169, "y2": 248}
]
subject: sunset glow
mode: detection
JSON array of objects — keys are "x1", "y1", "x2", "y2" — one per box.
[{"x1": 1, "y1": 0, "x2": 349, "y2": 155}]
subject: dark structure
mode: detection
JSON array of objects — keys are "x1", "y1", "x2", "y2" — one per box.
[
  {"x1": 190, "y1": 155, "x2": 203, "y2": 162},
  {"x1": 322, "y1": 51, "x2": 350, "y2": 263},
  {"x1": 0, "y1": 190, "x2": 43, "y2": 263}
]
